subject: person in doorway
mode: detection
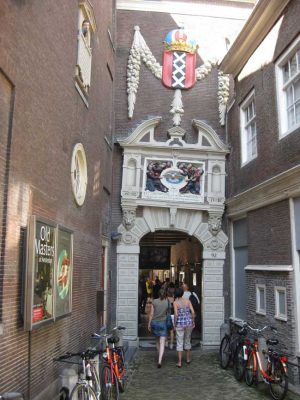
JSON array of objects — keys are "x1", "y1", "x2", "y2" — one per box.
[
  {"x1": 139, "y1": 276, "x2": 148, "y2": 314},
  {"x1": 146, "y1": 277, "x2": 153, "y2": 303},
  {"x1": 152, "y1": 276, "x2": 161, "y2": 299},
  {"x1": 173, "y1": 287, "x2": 195, "y2": 368},
  {"x1": 148, "y1": 288, "x2": 168, "y2": 368},
  {"x1": 166, "y1": 283, "x2": 175, "y2": 349}
]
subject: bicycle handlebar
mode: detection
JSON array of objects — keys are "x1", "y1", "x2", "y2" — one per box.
[
  {"x1": 53, "y1": 348, "x2": 99, "y2": 362},
  {"x1": 245, "y1": 323, "x2": 278, "y2": 335}
]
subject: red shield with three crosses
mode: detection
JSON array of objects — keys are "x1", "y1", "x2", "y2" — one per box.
[{"x1": 162, "y1": 28, "x2": 197, "y2": 90}]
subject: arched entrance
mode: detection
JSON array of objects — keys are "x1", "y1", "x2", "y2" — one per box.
[
  {"x1": 115, "y1": 207, "x2": 227, "y2": 348},
  {"x1": 116, "y1": 117, "x2": 229, "y2": 348},
  {"x1": 138, "y1": 230, "x2": 203, "y2": 340}
]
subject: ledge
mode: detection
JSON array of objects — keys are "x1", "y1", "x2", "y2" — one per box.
[
  {"x1": 219, "y1": 0, "x2": 291, "y2": 77},
  {"x1": 245, "y1": 265, "x2": 293, "y2": 272}
]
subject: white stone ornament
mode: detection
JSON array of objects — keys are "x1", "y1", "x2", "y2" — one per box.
[{"x1": 127, "y1": 27, "x2": 230, "y2": 125}]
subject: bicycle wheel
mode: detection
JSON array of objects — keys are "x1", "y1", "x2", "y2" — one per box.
[
  {"x1": 233, "y1": 344, "x2": 246, "y2": 381},
  {"x1": 116, "y1": 348, "x2": 126, "y2": 392},
  {"x1": 245, "y1": 351, "x2": 257, "y2": 386},
  {"x1": 219, "y1": 335, "x2": 231, "y2": 369},
  {"x1": 101, "y1": 365, "x2": 120, "y2": 400},
  {"x1": 269, "y1": 361, "x2": 288, "y2": 400},
  {"x1": 91, "y1": 366, "x2": 101, "y2": 399},
  {"x1": 69, "y1": 383, "x2": 97, "y2": 400}
]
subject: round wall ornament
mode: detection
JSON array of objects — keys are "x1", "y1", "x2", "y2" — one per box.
[{"x1": 71, "y1": 143, "x2": 88, "y2": 206}]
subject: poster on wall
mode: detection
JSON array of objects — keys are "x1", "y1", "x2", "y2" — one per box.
[
  {"x1": 24, "y1": 216, "x2": 73, "y2": 330},
  {"x1": 55, "y1": 227, "x2": 73, "y2": 318}
]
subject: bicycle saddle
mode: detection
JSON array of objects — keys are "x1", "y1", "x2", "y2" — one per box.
[
  {"x1": 108, "y1": 336, "x2": 120, "y2": 344},
  {"x1": 266, "y1": 338, "x2": 279, "y2": 346}
]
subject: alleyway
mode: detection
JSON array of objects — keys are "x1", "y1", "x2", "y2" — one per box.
[{"x1": 123, "y1": 348, "x2": 300, "y2": 400}]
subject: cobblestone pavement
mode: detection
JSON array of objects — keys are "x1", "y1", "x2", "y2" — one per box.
[{"x1": 122, "y1": 349, "x2": 300, "y2": 400}]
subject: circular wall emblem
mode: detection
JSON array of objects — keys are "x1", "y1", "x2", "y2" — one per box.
[
  {"x1": 160, "y1": 168, "x2": 187, "y2": 190},
  {"x1": 71, "y1": 143, "x2": 88, "y2": 206}
]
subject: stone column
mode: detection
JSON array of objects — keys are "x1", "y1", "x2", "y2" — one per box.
[
  {"x1": 202, "y1": 258, "x2": 224, "y2": 347},
  {"x1": 116, "y1": 245, "x2": 139, "y2": 346}
]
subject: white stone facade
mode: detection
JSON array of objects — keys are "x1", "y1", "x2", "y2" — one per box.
[{"x1": 116, "y1": 118, "x2": 229, "y2": 347}]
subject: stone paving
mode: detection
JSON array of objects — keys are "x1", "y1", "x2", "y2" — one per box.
[{"x1": 122, "y1": 348, "x2": 300, "y2": 400}]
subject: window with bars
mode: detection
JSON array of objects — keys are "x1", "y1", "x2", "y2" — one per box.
[
  {"x1": 275, "y1": 286, "x2": 287, "y2": 321},
  {"x1": 276, "y1": 35, "x2": 300, "y2": 137},
  {"x1": 240, "y1": 90, "x2": 257, "y2": 165},
  {"x1": 256, "y1": 284, "x2": 266, "y2": 315}
]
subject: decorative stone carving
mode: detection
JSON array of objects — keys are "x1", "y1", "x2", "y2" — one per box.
[
  {"x1": 208, "y1": 213, "x2": 222, "y2": 236},
  {"x1": 217, "y1": 71, "x2": 230, "y2": 126},
  {"x1": 127, "y1": 26, "x2": 162, "y2": 119},
  {"x1": 170, "y1": 207, "x2": 177, "y2": 226},
  {"x1": 170, "y1": 89, "x2": 184, "y2": 126},
  {"x1": 195, "y1": 58, "x2": 218, "y2": 80},
  {"x1": 123, "y1": 207, "x2": 136, "y2": 230}
]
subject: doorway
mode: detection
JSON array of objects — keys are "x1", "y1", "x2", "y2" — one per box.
[{"x1": 138, "y1": 230, "x2": 203, "y2": 344}]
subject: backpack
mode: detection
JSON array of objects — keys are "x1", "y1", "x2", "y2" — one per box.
[{"x1": 189, "y1": 292, "x2": 200, "y2": 312}]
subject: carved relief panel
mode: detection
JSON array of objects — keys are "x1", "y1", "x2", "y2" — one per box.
[{"x1": 142, "y1": 158, "x2": 205, "y2": 202}]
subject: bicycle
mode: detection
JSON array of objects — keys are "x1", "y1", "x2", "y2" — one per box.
[
  {"x1": 92, "y1": 326, "x2": 126, "y2": 400},
  {"x1": 233, "y1": 332, "x2": 252, "y2": 381},
  {"x1": 244, "y1": 324, "x2": 288, "y2": 400},
  {"x1": 219, "y1": 318, "x2": 247, "y2": 369},
  {"x1": 0, "y1": 394, "x2": 24, "y2": 400},
  {"x1": 54, "y1": 348, "x2": 101, "y2": 400}
]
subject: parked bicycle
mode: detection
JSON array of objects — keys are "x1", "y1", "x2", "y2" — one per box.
[
  {"x1": 54, "y1": 348, "x2": 101, "y2": 400},
  {"x1": 219, "y1": 318, "x2": 248, "y2": 369},
  {"x1": 0, "y1": 394, "x2": 24, "y2": 400},
  {"x1": 244, "y1": 324, "x2": 288, "y2": 400},
  {"x1": 92, "y1": 326, "x2": 126, "y2": 400}
]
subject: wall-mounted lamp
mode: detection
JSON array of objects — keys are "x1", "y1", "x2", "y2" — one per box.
[{"x1": 111, "y1": 232, "x2": 122, "y2": 240}]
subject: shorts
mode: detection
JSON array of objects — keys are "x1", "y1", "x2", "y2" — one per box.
[{"x1": 151, "y1": 320, "x2": 168, "y2": 337}]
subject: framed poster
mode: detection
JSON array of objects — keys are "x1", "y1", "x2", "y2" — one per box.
[
  {"x1": 25, "y1": 216, "x2": 56, "y2": 330},
  {"x1": 55, "y1": 227, "x2": 73, "y2": 318},
  {"x1": 24, "y1": 216, "x2": 74, "y2": 330}
]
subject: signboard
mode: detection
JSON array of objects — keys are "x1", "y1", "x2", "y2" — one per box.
[
  {"x1": 56, "y1": 227, "x2": 73, "y2": 318},
  {"x1": 24, "y1": 216, "x2": 73, "y2": 330}
]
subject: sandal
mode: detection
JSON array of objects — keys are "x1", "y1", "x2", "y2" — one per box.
[{"x1": 176, "y1": 363, "x2": 182, "y2": 368}]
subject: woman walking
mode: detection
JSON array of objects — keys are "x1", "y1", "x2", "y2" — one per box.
[
  {"x1": 148, "y1": 288, "x2": 168, "y2": 368},
  {"x1": 173, "y1": 287, "x2": 195, "y2": 368},
  {"x1": 166, "y1": 284, "x2": 175, "y2": 349}
]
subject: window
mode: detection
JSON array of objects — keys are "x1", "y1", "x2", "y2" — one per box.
[
  {"x1": 276, "y1": 35, "x2": 300, "y2": 137},
  {"x1": 240, "y1": 90, "x2": 257, "y2": 165},
  {"x1": 275, "y1": 286, "x2": 287, "y2": 321},
  {"x1": 75, "y1": 1, "x2": 97, "y2": 98},
  {"x1": 256, "y1": 284, "x2": 266, "y2": 315}
]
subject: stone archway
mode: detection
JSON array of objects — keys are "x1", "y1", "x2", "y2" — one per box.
[{"x1": 115, "y1": 207, "x2": 227, "y2": 348}]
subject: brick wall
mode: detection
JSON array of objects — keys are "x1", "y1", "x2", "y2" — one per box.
[
  {"x1": 226, "y1": 0, "x2": 300, "y2": 197},
  {"x1": 248, "y1": 200, "x2": 292, "y2": 265},
  {"x1": 0, "y1": 0, "x2": 115, "y2": 397}
]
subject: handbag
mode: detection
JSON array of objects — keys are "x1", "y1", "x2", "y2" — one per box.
[{"x1": 166, "y1": 300, "x2": 173, "y2": 330}]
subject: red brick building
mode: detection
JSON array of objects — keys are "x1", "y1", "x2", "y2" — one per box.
[{"x1": 0, "y1": 0, "x2": 115, "y2": 397}]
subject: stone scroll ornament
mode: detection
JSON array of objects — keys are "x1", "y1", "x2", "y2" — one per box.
[{"x1": 127, "y1": 26, "x2": 230, "y2": 126}]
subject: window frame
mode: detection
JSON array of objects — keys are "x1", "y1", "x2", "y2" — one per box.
[
  {"x1": 256, "y1": 283, "x2": 266, "y2": 315},
  {"x1": 240, "y1": 90, "x2": 257, "y2": 166},
  {"x1": 275, "y1": 35, "x2": 300, "y2": 138},
  {"x1": 274, "y1": 286, "x2": 287, "y2": 321}
]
